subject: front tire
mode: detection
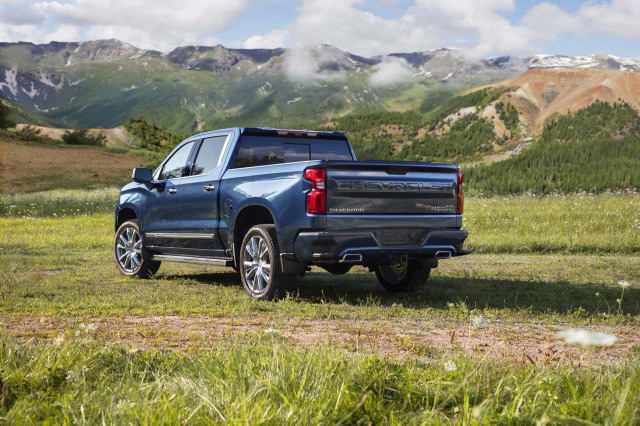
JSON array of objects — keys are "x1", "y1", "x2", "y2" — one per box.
[
  {"x1": 114, "y1": 220, "x2": 160, "y2": 278},
  {"x1": 375, "y1": 260, "x2": 430, "y2": 292},
  {"x1": 239, "y1": 224, "x2": 299, "y2": 300}
]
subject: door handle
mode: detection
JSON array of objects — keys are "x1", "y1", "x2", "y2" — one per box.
[
  {"x1": 203, "y1": 185, "x2": 215, "y2": 191},
  {"x1": 168, "y1": 188, "x2": 178, "y2": 194}
]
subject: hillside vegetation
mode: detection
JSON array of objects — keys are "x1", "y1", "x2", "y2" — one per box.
[{"x1": 468, "y1": 101, "x2": 640, "y2": 194}]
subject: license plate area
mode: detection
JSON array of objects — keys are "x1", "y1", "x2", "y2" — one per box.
[{"x1": 381, "y1": 230, "x2": 410, "y2": 246}]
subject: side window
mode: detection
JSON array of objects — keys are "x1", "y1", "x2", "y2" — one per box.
[
  {"x1": 192, "y1": 135, "x2": 227, "y2": 175},
  {"x1": 234, "y1": 136, "x2": 284, "y2": 168},
  {"x1": 159, "y1": 141, "x2": 195, "y2": 180}
]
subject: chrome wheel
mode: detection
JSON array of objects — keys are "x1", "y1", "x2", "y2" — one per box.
[
  {"x1": 243, "y1": 235, "x2": 271, "y2": 294},
  {"x1": 116, "y1": 226, "x2": 143, "y2": 273}
]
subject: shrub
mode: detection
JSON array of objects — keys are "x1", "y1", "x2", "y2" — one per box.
[
  {"x1": 15, "y1": 124, "x2": 42, "y2": 141},
  {"x1": 61, "y1": 128, "x2": 107, "y2": 146}
]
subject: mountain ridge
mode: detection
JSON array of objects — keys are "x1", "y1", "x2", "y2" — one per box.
[{"x1": 2, "y1": 39, "x2": 640, "y2": 132}]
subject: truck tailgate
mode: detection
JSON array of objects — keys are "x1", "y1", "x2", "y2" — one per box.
[{"x1": 326, "y1": 161, "x2": 459, "y2": 214}]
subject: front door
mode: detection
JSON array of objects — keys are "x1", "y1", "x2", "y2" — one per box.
[
  {"x1": 175, "y1": 134, "x2": 229, "y2": 256},
  {"x1": 143, "y1": 139, "x2": 196, "y2": 250}
]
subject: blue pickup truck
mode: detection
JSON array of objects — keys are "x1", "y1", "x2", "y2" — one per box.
[{"x1": 114, "y1": 127, "x2": 469, "y2": 300}]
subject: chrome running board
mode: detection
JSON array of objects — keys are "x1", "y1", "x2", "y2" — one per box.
[{"x1": 151, "y1": 254, "x2": 233, "y2": 267}]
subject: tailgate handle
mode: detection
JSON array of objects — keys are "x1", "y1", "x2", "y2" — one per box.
[{"x1": 386, "y1": 166, "x2": 408, "y2": 175}]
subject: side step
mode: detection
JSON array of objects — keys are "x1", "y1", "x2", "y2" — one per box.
[{"x1": 151, "y1": 254, "x2": 234, "y2": 267}]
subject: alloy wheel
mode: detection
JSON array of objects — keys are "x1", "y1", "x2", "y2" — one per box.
[
  {"x1": 243, "y1": 235, "x2": 271, "y2": 294},
  {"x1": 116, "y1": 226, "x2": 143, "y2": 273}
]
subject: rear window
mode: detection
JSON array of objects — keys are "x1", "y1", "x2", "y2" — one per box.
[{"x1": 234, "y1": 136, "x2": 352, "y2": 168}]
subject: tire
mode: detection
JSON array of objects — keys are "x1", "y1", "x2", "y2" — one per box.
[
  {"x1": 375, "y1": 260, "x2": 430, "y2": 292},
  {"x1": 114, "y1": 220, "x2": 160, "y2": 278},
  {"x1": 239, "y1": 224, "x2": 299, "y2": 300}
]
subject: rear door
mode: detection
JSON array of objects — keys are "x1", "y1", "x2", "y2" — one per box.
[{"x1": 174, "y1": 134, "x2": 230, "y2": 254}]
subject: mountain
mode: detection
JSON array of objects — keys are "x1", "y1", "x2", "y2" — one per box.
[
  {"x1": 493, "y1": 68, "x2": 640, "y2": 132},
  {"x1": 2, "y1": 39, "x2": 640, "y2": 133}
]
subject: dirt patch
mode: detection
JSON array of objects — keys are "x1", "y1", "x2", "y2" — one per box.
[
  {"x1": 0, "y1": 139, "x2": 143, "y2": 193},
  {"x1": 3, "y1": 314, "x2": 637, "y2": 366}
]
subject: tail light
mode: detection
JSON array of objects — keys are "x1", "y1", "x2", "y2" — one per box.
[
  {"x1": 305, "y1": 168, "x2": 326, "y2": 214},
  {"x1": 456, "y1": 172, "x2": 464, "y2": 214}
]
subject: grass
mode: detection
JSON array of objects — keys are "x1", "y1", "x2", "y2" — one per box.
[
  {"x1": 1, "y1": 194, "x2": 639, "y2": 323},
  {"x1": 465, "y1": 193, "x2": 640, "y2": 254},
  {"x1": 1, "y1": 190, "x2": 639, "y2": 423},
  {"x1": 1, "y1": 335, "x2": 639, "y2": 424},
  {"x1": 3, "y1": 189, "x2": 639, "y2": 254}
]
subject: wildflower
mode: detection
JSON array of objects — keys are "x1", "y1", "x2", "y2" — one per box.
[
  {"x1": 53, "y1": 335, "x2": 65, "y2": 346},
  {"x1": 444, "y1": 360, "x2": 457, "y2": 371},
  {"x1": 471, "y1": 316, "x2": 487, "y2": 327},
  {"x1": 617, "y1": 281, "x2": 630, "y2": 287},
  {"x1": 558, "y1": 329, "x2": 617, "y2": 346}
]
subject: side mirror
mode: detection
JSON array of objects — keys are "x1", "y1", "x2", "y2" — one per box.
[{"x1": 132, "y1": 168, "x2": 153, "y2": 186}]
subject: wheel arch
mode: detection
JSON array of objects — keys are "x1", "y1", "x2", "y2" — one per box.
[
  {"x1": 115, "y1": 206, "x2": 138, "y2": 232},
  {"x1": 232, "y1": 204, "x2": 276, "y2": 266}
]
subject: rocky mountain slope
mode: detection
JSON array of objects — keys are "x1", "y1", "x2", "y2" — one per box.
[{"x1": 1, "y1": 39, "x2": 640, "y2": 132}]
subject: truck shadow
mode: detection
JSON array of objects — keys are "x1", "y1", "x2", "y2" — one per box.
[{"x1": 295, "y1": 272, "x2": 640, "y2": 317}]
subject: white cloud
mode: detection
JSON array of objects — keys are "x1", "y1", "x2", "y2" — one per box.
[
  {"x1": 258, "y1": 0, "x2": 540, "y2": 59},
  {"x1": 369, "y1": 57, "x2": 414, "y2": 87},
  {"x1": 283, "y1": 45, "x2": 348, "y2": 81},
  {"x1": 0, "y1": 0, "x2": 249, "y2": 51},
  {"x1": 577, "y1": 0, "x2": 640, "y2": 38},
  {"x1": 244, "y1": 29, "x2": 289, "y2": 49}
]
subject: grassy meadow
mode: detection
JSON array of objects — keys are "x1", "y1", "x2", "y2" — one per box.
[{"x1": 1, "y1": 189, "x2": 639, "y2": 423}]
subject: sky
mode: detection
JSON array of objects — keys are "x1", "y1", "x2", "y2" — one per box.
[{"x1": 0, "y1": 0, "x2": 639, "y2": 58}]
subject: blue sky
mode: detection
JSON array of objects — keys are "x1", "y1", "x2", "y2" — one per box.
[{"x1": 1, "y1": 0, "x2": 639, "y2": 58}]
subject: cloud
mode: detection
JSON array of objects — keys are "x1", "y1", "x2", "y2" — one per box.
[
  {"x1": 0, "y1": 0, "x2": 249, "y2": 51},
  {"x1": 278, "y1": 0, "x2": 539, "y2": 58},
  {"x1": 243, "y1": 29, "x2": 289, "y2": 49},
  {"x1": 282, "y1": 45, "x2": 348, "y2": 81},
  {"x1": 577, "y1": 0, "x2": 640, "y2": 38},
  {"x1": 369, "y1": 57, "x2": 415, "y2": 87}
]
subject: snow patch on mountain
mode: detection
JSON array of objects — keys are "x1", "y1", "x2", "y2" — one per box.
[
  {"x1": 36, "y1": 71, "x2": 63, "y2": 90},
  {"x1": 21, "y1": 82, "x2": 39, "y2": 98},
  {"x1": 0, "y1": 68, "x2": 18, "y2": 98}
]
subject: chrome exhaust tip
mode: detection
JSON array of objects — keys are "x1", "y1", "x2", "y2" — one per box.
[
  {"x1": 435, "y1": 251, "x2": 452, "y2": 259},
  {"x1": 342, "y1": 253, "x2": 363, "y2": 263}
]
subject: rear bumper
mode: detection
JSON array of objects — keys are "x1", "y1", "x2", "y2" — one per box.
[{"x1": 291, "y1": 229, "x2": 469, "y2": 265}]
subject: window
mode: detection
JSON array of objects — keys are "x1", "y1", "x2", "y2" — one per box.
[
  {"x1": 192, "y1": 135, "x2": 227, "y2": 176},
  {"x1": 159, "y1": 141, "x2": 195, "y2": 180},
  {"x1": 284, "y1": 143, "x2": 310, "y2": 162},
  {"x1": 234, "y1": 135, "x2": 353, "y2": 168},
  {"x1": 309, "y1": 139, "x2": 352, "y2": 161},
  {"x1": 234, "y1": 136, "x2": 284, "y2": 168}
]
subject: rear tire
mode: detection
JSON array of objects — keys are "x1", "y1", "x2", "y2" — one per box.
[
  {"x1": 239, "y1": 224, "x2": 299, "y2": 300},
  {"x1": 114, "y1": 220, "x2": 160, "y2": 278},
  {"x1": 375, "y1": 260, "x2": 430, "y2": 292}
]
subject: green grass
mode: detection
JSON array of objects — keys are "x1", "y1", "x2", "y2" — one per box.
[
  {"x1": 1, "y1": 190, "x2": 639, "y2": 423},
  {"x1": 0, "y1": 188, "x2": 119, "y2": 217},
  {"x1": 465, "y1": 193, "x2": 640, "y2": 254},
  {"x1": 1, "y1": 335, "x2": 638, "y2": 424},
  {"x1": 1, "y1": 193, "x2": 639, "y2": 323}
]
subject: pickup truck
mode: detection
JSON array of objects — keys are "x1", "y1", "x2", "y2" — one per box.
[{"x1": 114, "y1": 127, "x2": 469, "y2": 300}]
